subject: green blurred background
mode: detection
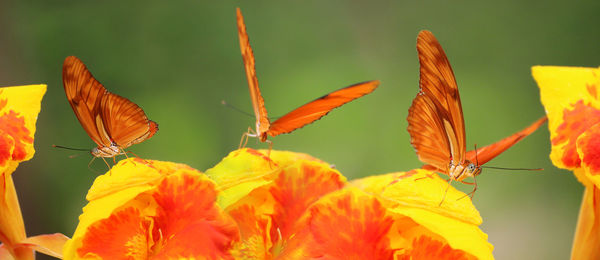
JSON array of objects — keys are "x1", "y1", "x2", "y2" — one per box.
[{"x1": 1, "y1": 0, "x2": 598, "y2": 259}]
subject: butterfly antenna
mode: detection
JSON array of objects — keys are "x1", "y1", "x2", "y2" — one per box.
[
  {"x1": 221, "y1": 100, "x2": 254, "y2": 118},
  {"x1": 481, "y1": 166, "x2": 543, "y2": 171},
  {"x1": 52, "y1": 144, "x2": 89, "y2": 152},
  {"x1": 474, "y1": 144, "x2": 479, "y2": 166}
]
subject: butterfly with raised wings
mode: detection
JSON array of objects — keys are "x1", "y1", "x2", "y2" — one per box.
[
  {"x1": 236, "y1": 8, "x2": 379, "y2": 148},
  {"x1": 407, "y1": 30, "x2": 546, "y2": 189},
  {"x1": 62, "y1": 56, "x2": 158, "y2": 159}
]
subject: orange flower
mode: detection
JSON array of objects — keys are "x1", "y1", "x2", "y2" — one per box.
[
  {"x1": 63, "y1": 159, "x2": 240, "y2": 259},
  {"x1": 532, "y1": 66, "x2": 600, "y2": 259},
  {"x1": 0, "y1": 84, "x2": 68, "y2": 260},
  {"x1": 206, "y1": 148, "x2": 493, "y2": 259}
]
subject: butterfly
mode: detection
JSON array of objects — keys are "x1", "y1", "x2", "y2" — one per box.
[
  {"x1": 407, "y1": 30, "x2": 546, "y2": 189},
  {"x1": 236, "y1": 8, "x2": 379, "y2": 148},
  {"x1": 62, "y1": 56, "x2": 158, "y2": 159}
]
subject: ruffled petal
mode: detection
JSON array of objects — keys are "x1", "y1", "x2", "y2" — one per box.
[
  {"x1": 0, "y1": 84, "x2": 46, "y2": 260},
  {"x1": 577, "y1": 124, "x2": 600, "y2": 188},
  {"x1": 151, "y1": 173, "x2": 239, "y2": 259},
  {"x1": 532, "y1": 66, "x2": 600, "y2": 174},
  {"x1": 222, "y1": 150, "x2": 345, "y2": 258},
  {"x1": 65, "y1": 159, "x2": 239, "y2": 259},
  {"x1": 282, "y1": 188, "x2": 396, "y2": 259}
]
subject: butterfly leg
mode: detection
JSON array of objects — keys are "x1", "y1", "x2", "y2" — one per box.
[
  {"x1": 124, "y1": 150, "x2": 151, "y2": 166},
  {"x1": 239, "y1": 127, "x2": 254, "y2": 149},
  {"x1": 456, "y1": 178, "x2": 478, "y2": 201},
  {"x1": 439, "y1": 178, "x2": 453, "y2": 207},
  {"x1": 86, "y1": 157, "x2": 103, "y2": 174},
  {"x1": 465, "y1": 177, "x2": 478, "y2": 199},
  {"x1": 120, "y1": 149, "x2": 141, "y2": 166},
  {"x1": 265, "y1": 139, "x2": 275, "y2": 169},
  {"x1": 100, "y1": 157, "x2": 112, "y2": 174}
]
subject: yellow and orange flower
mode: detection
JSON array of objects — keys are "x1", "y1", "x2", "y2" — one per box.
[
  {"x1": 63, "y1": 159, "x2": 240, "y2": 259},
  {"x1": 66, "y1": 148, "x2": 493, "y2": 259},
  {"x1": 206, "y1": 148, "x2": 494, "y2": 259},
  {"x1": 0, "y1": 84, "x2": 68, "y2": 260},
  {"x1": 533, "y1": 65, "x2": 600, "y2": 259}
]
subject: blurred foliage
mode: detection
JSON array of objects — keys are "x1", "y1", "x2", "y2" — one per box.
[{"x1": 1, "y1": 0, "x2": 598, "y2": 259}]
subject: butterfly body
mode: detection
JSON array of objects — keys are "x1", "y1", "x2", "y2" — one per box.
[
  {"x1": 62, "y1": 56, "x2": 158, "y2": 158},
  {"x1": 236, "y1": 8, "x2": 378, "y2": 146}
]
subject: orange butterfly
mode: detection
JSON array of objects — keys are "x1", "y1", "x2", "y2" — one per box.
[
  {"x1": 236, "y1": 8, "x2": 379, "y2": 148},
  {"x1": 407, "y1": 30, "x2": 546, "y2": 190},
  {"x1": 62, "y1": 56, "x2": 158, "y2": 159}
]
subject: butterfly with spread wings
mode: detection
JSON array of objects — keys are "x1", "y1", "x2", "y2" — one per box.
[
  {"x1": 236, "y1": 8, "x2": 379, "y2": 148},
  {"x1": 62, "y1": 56, "x2": 158, "y2": 159},
  {"x1": 407, "y1": 30, "x2": 546, "y2": 191}
]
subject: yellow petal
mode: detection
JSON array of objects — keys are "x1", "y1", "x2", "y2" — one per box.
[
  {"x1": 532, "y1": 66, "x2": 600, "y2": 176},
  {"x1": 0, "y1": 84, "x2": 46, "y2": 260},
  {"x1": 206, "y1": 148, "x2": 328, "y2": 209},
  {"x1": 64, "y1": 159, "x2": 208, "y2": 259},
  {"x1": 0, "y1": 84, "x2": 46, "y2": 173},
  {"x1": 571, "y1": 185, "x2": 600, "y2": 259},
  {"x1": 352, "y1": 169, "x2": 492, "y2": 259},
  {"x1": 351, "y1": 169, "x2": 482, "y2": 225}
]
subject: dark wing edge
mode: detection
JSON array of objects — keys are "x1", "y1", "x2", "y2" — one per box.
[{"x1": 267, "y1": 80, "x2": 380, "y2": 136}]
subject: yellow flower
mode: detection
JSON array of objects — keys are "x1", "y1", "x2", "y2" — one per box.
[
  {"x1": 0, "y1": 84, "x2": 68, "y2": 260},
  {"x1": 207, "y1": 148, "x2": 493, "y2": 259},
  {"x1": 532, "y1": 66, "x2": 600, "y2": 259},
  {"x1": 63, "y1": 159, "x2": 240, "y2": 259}
]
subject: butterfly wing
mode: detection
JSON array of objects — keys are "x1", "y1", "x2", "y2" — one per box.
[
  {"x1": 100, "y1": 93, "x2": 158, "y2": 149},
  {"x1": 62, "y1": 56, "x2": 112, "y2": 148},
  {"x1": 407, "y1": 93, "x2": 453, "y2": 171},
  {"x1": 63, "y1": 56, "x2": 157, "y2": 151},
  {"x1": 407, "y1": 30, "x2": 467, "y2": 171},
  {"x1": 267, "y1": 80, "x2": 379, "y2": 137},
  {"x1": 236, "y1": 8, "x2": 270, "y2": 135},
  {"x1": 465, "y1": 116, "x2": 547, "y2": 165}
]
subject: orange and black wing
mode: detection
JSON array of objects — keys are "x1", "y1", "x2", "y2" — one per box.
[
  {"x1": 407, "y1": 30, "x2": 467, "y2": 172},
  {"x1": 465, "y1": 116, "x2": 547, "y2": 165},
  {"x1": 267, "y1": 80, "x2": 379, "y2": 137},
  {"x1": 63, "y1": 56, "x2": 112, "y2": 148},
  {"x1": 236, "y1": 8, "x2": 270, "y2": 135}
]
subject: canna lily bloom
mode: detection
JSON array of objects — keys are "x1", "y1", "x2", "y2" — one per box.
[
  {"x1": 62, "y1": 159, "x2": 240, "y2": 259},
  {"x1": 532, "y1": 66, "x2": 600, "y2": 259},
  {"x1": 206, "y1": 148, "x2": 493, "y2": 259},
  {"x1": 0, "y1": 84, "x2": 68, "y2": 260}
]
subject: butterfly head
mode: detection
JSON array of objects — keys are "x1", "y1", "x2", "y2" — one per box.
[
  {"x1": 449, "y1": 160, "x2": 482, "y2": 181},
  {"x1": 91, "y1": 144, "x2": 121, "y2": 158},
  {"x1": 466, "y1": 162, "x2": 482, "y2": 177}
]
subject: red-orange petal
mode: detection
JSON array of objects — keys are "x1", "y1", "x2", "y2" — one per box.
[
  {"x1": 78, "y1": 207, "x2": 151, "y2": 259},
  {"x1": 552, "y1": 100, "x2": 600, "y2": 169},
  {"x1": 151, "y1": 173, "x2": 239, "y2": 259},
  {"x1": 269, "y1": 161, "x2": 345, "y2": 239},
  {"x1": 297, "y1": 190, "x2": 396, "y2": 259},
  {"x1": 398, "y1": 236, "x2": 475, "y2": 260},
  {"x1": 577, "y1": 124, "x2": 600, "y2": 176}
]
